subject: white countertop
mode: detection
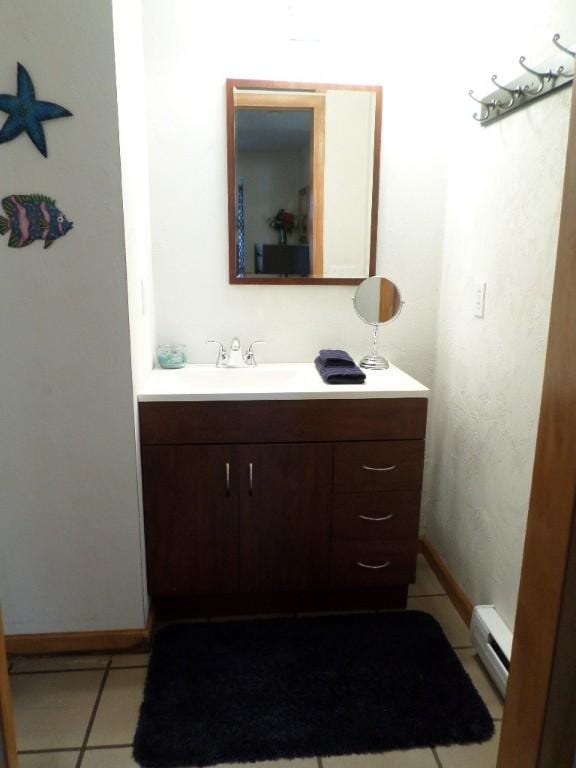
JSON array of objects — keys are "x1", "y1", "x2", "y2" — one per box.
[{"x1": 138, "y1": 363, "x2": 429, "y2": 402}]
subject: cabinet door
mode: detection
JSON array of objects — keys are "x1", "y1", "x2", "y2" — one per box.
[
  {"x1": 142, "y1": 445, "x2": 239, "y2": 595},
  {"x1": 238, "y1": 443, "x2": 332, "y2": 592}
]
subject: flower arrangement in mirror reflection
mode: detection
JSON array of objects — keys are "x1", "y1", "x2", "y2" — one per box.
[{"x1": 267, "y1": 208, "x2": 296, "y2": 246}]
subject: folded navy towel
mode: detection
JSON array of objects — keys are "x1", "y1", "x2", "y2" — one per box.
[
  {"x1": 318, "y1": 349, "x2": 356, "y2": 367},
  {"x1": 315, "y1": 356, "x2": 366, "y2": 384}
]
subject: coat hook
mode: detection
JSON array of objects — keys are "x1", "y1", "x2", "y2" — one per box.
[
  {"x1": 468, "y1": 89, "x2": 487, "y2": 105},
  {"x1": 552, "y1": 33, "x2": 576, "y2": 58},
  {"x1": 469, "y1": 90, "x2": 499, "y2": 122},
  {"x1": 490, "y1": 75, "x2": 522, "y2": 108},
  {"x1": 519, "y1": 56, "x2": 552, "y2": 94},
  {"x1": 556, "y1": 64, "x2": 574, "y2": 78}
]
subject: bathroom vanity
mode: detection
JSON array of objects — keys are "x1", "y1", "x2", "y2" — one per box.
[{"x1": 138, "y1": 364, "x2": 428, "y2": 614}]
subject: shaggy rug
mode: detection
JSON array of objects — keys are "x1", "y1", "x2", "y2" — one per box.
[{"x1": 133, "y1": 611, "x2": 494, "y2": 767}]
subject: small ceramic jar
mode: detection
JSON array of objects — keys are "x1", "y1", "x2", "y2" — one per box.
[{"x1": 157, "y1": 344, "x2": 187, "y2": 369}]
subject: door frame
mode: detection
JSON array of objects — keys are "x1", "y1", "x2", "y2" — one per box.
[
  {"x1": 497, "y1": 76, "x2": 576, "y2": 767},
  {"x1": 0, "y1": 607, "x2": 18, "y2": 768}
]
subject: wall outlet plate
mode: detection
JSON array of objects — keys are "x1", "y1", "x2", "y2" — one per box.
[{"x1": 474, "y1": 281, "x2": 486, "y2": 319}]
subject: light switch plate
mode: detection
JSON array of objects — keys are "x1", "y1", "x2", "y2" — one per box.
[{"x1": 474, "y1": 281, "x2": 486, "y2": 319}]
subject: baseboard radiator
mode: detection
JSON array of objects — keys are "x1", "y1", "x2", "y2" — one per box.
[{"x1": 470, "y1": 605, "x2": 513, "y2": 696}]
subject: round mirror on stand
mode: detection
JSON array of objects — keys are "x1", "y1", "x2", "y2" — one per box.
[{"x1": 353, "y1": 276, "x2": 403, "y2": 369}]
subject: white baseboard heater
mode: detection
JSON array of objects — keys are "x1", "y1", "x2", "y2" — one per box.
[{"x1": 470, "y1": 605, "x2": 513, "y2": 696}]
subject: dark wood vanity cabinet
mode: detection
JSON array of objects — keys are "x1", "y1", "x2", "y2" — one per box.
[
  {"x1": 140, "y1": 398, "x2": 427, "y2": 612},
  {"x1": 142, "y1": 441, "x2": 333, "y2": 596},
  {"x1": 142, "y1": 445, "x2": 239, "y2": 595},
  {"x1": 237, "y1": 443, "x2": 333, "y2": 593}
]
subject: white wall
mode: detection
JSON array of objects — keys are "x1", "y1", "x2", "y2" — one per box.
[
  {"x1": 112, "y1": 0, "x2": 156, "y2": 391},
  {"x1": 111, "y1": 0, "x2": 157, "y2": 618},
  {"x1": 2, "y1": 0, "x2": 565, "y2": 636},
  {"x1": 423, "y1": 0, "x2": 576, "y2": 629},
  {"x1": 141, "y1": 0, "x2": 575, "y2": 631},
  {"x1": 0, "y1": 0, "x2": 145, "y2": 633},
  {"x1": 141, "y1": 0, "x2": 449, "y2": 385}
]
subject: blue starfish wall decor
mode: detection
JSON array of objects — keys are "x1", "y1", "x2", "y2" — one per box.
[{"x1": 0, "y1": 63, "x2": 72, "y2": 158}]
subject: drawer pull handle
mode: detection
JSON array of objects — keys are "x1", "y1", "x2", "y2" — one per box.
[
  {"x1": 357, "y1": 560, "x2": 391, "y2": 570},
  {"x1": 361, "y1": 464, "x2": 397, "y2": 472},
  {"x1": 225, "y1": 462, "x2": 230, "y2": 496},
  {"x1": 249, "y1": 462, "x2": 253, "y2": 496},
  {"x1": 359, "y1": 513, "x2": 394, "y2": 522}
]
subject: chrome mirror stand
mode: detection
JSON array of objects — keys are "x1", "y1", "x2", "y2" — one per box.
[{"x1": 359, "y1": 325, "x2": 389, "y2": 370}]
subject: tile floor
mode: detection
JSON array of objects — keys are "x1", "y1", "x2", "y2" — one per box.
[{"x1": 9, "y1": 556, "x2": 503, "y2": 768}]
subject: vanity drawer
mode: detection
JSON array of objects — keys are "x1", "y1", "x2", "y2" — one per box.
[
  {"x1": 331, "y1": 540, "x2": 417, "y2": 588},
  {"x1": 333, "y1": 441, "x2": 425, "y2": 492},
  {"x1": 332, "y1": 491, "x2": 420, "y2": 540},
  {"x1": 139, "y1": 399, "x2": 427, "y2": 445}
]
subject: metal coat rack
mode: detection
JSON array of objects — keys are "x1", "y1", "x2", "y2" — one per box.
[{"x1": 469, "y1": 33, "x2": 576, "y2": 125}]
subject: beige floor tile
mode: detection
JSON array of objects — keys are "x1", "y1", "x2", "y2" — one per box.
[
  {"x1": 435, "y1": 721, "x2": 501, "y2": 768},
  {"x1": 18, "y1": 753, "x2": 80, "y2": 768},
  {"x1": 11, "y1": 670, "x2": 103, "y2": 750},
  {"x1": 408, "y1": 555, "x2": 446, "y2": 597},
  {"x1": 455, "y1": 649, "x2": 504, "y2": 719},
  {"x1": 83, "y1": 749, "x2": 318, "y2": 768},
  {"x1": 10, "y1": 654, "x2": 109, "y2": 674},
  {"x1": 88, "y1": 667, "x2": 147, "y2": 746},
  {"x1": 82, "y1": 748, "x2": 139, "y2": 767},
  {"x1": 407, "y1": 596, "x2": 471, "y2": 647},
  {"x1": 110, "y1": 653, "x2": 150, "y2": 668},
  {"x1": 323, "y1": 748, "x2": 438, "y2": 767}
]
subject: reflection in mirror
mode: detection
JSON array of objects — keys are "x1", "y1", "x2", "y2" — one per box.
[
  {"x1": 227, "y1": 80, "x2": 382, "y2": 285},
  {"x1": 353, "y1": 276, "x2": 403, "y2": 369},
  {"x1": 236, "y1": 108, "x2": 313, "y2": 276}
]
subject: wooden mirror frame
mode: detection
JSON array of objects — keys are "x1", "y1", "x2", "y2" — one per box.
[{"x1": 226, "y1": 79, "x2": 382, "y2": 286}]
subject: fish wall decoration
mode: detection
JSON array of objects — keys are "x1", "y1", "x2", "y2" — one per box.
[
  {"x1": 0, "y1": 63, "x2": 72, "y2": 157},
  {"x1": 0, "y1": 195, "x2": 73, "y2": 249}
]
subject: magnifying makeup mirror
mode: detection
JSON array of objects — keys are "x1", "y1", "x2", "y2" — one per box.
[{"x1": 353, "y1": 276, "x2": 403, "y2": 369}]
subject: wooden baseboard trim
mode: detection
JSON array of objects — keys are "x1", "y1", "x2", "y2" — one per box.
[
  {"x1": 6, "y1": 625, "x2": 151, "y2": 656},
  {"x1": 420, "y1": 535, "x2": 474, "y2": 627}
]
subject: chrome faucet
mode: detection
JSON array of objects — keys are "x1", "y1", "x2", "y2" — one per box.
[
  {"x1": 227, "y1": 337, "x2": 245, "y2": 367},
  {"x1": 206, "y1": 340, "x2": 229, "y2": 367},
  {"x1": 206, "y1": 338, "x2": 264, "y2": 367}
]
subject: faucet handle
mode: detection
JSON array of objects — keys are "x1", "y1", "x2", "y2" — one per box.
[
  {"x1": 206, "y1": 339, "x2": 228, "y2": 367},
  {"x1": 244, "y1": 340, "x2": 265, "y2": 367}
]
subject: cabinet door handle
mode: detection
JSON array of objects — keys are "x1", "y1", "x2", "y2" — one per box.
[
  {"x1": 361, "y1": 464, "x2": 397, "y2": 472},
  {"x1": 359, "y1": 513, "x2": 394, "y2": 522},
  {"x1": 225, "y1": 462, "x2": 230, "y2": 496},
  {"x1": 357, "y1": 560, "x2": 391, "y2": 570},
  {"x1": 248, "y1": 462, "x2": 253, "y2": 496}
]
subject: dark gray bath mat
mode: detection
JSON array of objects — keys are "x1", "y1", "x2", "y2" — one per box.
[{"x1": 133, "y1": 611, "x2": 494, "y2": 767}]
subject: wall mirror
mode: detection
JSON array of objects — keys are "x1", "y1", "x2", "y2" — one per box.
[
  {"x1": 227, "y1": 79, "x2": 382, "y2": 285},
  {"x1": 353, "y1": 276, "x2": 403, "y2": 369}
]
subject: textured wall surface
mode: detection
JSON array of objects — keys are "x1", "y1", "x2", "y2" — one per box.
[
  {"x1": 0, "y1": 0, "x2": 145, "y2": 634},
  {"x1": 423, "y1": 0, "x2": 575, "y2": 629}
]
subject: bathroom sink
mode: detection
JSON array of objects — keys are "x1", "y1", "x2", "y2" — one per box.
[{"x1": 179, "y1": 365, "x2": 300, "y2": 391}]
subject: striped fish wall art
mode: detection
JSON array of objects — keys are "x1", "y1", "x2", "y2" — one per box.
[{"x1": 0, "y1": 194, "x2": 73, "y2": 249}]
